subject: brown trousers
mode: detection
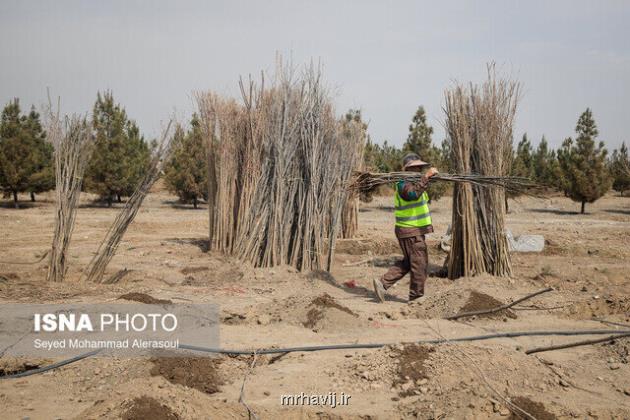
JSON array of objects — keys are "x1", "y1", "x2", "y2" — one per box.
[{"x1": 380, "y1": 234, "x2": 428, "y2": 300}]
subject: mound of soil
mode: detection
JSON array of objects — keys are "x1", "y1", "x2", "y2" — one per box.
[
  {"x1": 150, "y1": 357, "x2": 223, "y2": 394},
  {"x1": 122, "y1": 396, "x2": 180, "y2": 420},
  {"x1": 409, "y1": 288, "x2": 515, "y2": 320},
  {"x1": 455, "y1": 290, "x2": 517, "y2": 320},
  {"x1": 509, "y1": 396, "x2": 556, "y2": 420},
  {"x1": 304, "y1": 293, "x2": 357, "y2": 329},
  {"x1": 302, "y1": 293, "x2": 363, "y2": 332},
  {"x1": 229, "y1": 293, "x2": 365, "y2": 332},
  {"x1": 393, "y1": 344, "x2": 435, "y2": 396},
  {"x1": 118, "y1": 292, "x2": 172, "y2": 304}
]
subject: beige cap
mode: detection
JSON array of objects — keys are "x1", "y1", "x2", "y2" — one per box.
[{"x1": 402, "y1": 153, "x2": 429, "y2": 170}]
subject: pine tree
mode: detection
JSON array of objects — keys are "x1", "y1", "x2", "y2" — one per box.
[
  {"x1": 25, "y1": 107, "x2": 54, "y2": 201},
  {"x1": 505, "y1": 134, "x2": 535, "y2": 210},
  {"x1": 84, "y1": 91, "x2": 149, "y2": 206},
  {"x1": 558, "y1": 108, "x2": 611, "y2": 213},
  {"x1": 610, "y1": 142, "x2": 630, "y2": 196},
  {"x1": 402, "y1": 106, "x2": 446, "y2": 201},
  {"x1": 532, "y1": 136, "x2": 549, "y2": 183},
  {"x1": 0, "y1": 99, "x2": 52, "y2": 207},
  {"x1": 364, "y1": 139, "x2": 403, "y2": 173},
  {"x1": 164, "y1": 115, "x2": 208, "y2": 208},
  {"x1": 511, "y1": 133, "x2": 534, "y2": 178},
  {"x1": 532, "y1": 136, "x2": 562, "y2": 188}
]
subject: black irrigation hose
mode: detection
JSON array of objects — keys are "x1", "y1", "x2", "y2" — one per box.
[
  {"x1": 2, "y1": 329, "x2": 629, "y2": 380},
  {"x1": 0, "y1": 349, "x2": 101, "y2": 380},
  {"x1": 180, "y1": 329, "x2": 630, "y2": 355}
]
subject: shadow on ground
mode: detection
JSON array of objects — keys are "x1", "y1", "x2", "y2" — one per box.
[
  {"x1": 605, "y1": 209, "x2": 630, "y2": 216},
  {"x1": 162, "y1": 200, "x2": 207, "y2": 210},
  {"x1": 528, "y1": 208, "x2": 580, "y2": 215},
  {"x1": 0, "y1": 201, "x2": 44, "y2": 209},
  {"x1": 165, "y1": 237, "x2": 210, "y2": 252}
]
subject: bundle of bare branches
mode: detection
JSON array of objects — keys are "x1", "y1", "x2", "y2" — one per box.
[
  {"x1": 197, "y1": 59, "x2": 364, "y2": 271},
  {"x1": 349, "y1": 171, "x2": 537, "y2": 196},
  {"x1": 47, "y1": 109, "x2": 94, "y2": 283},
  {"x1": 83, "y1": 123, "x2": 172, "y2": 283},
  {"x1": 340, "y1": 116, "x2": 367, "y2": 239},
  {"x1": 445, "y1": 65, "x2": 520, "y2": 279}
]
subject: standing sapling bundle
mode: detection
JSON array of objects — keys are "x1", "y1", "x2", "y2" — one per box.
[
  {"x1": 444, "y1": 66, "x2": 520, "y2": 279},
  {"x1": 47, "y1": 109, "x2": 94, "y2": 283}
]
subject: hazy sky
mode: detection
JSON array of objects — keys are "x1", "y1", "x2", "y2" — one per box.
[{"x1": 1, "y1": 0, "x2": 629, "y2": 150}]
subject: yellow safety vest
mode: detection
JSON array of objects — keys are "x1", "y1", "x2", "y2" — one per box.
[{"x1": 394, "y1": 189, "x2": 432, "y2": 228}]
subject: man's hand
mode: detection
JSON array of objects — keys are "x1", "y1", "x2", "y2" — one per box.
[{"x1": 425, "y1": 167, "x2": 439, "y2": 178}]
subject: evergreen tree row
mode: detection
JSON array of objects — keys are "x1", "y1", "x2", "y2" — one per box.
[
  {"x1": 0, "y1": 92, "x2": 151, "y2": 208},
  {"x1": 364, "y1": 106, "x2": 628, "y2": 213},
  {"x1": 0, "y1": 99, "x2": 53, "y2": 207},
  {"x1": 2, "y1": 98, "x2": 629, "y2": 213},
  {"x1": 511, "y1": 108, "x2": 618, "y2": 213}
]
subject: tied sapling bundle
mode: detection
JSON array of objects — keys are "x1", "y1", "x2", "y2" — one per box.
[
  {"x1": 46, "y1": 106, "x2": 94, "y2": 283},
  {"x1": 444, "y1": 65, "x2": 521, "y2": 279}
]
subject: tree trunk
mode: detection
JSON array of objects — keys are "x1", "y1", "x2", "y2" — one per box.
[
  {"x1": 13, "y1": 190, "x2": 19, "y2": 209},
  {"x1": 581, "y1": 201, "x2": 585, "y2": 214},
  {"x1": 106, "y1": 195, "x2": 113, "y2": 208},
  {"x1": 117, "y1": 193, "x2": 122, "y2": 203},
  {"x1": 193, "y1": 195, "x2": 198, "y2": 209},
  {"x1": 30, "y1": 192, "x2": 36, "y2": 202}
]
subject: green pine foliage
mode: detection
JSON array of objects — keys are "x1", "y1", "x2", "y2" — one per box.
[
  {"x1": 511, "y1": 133, "x2": 534, "y2": 179},
  {"x1": 506, "y1": 135, "x2": 533, "y2": 207},
  {"x1": 557, "y1": 108, "x2": 611, "y2": 213},
  {"x1": 402, "y1": 106, "x2": 447, "y2": 201},
  {"x1": 364, "y1": 139, "x2": 404, "y2": 173},
  {"x1": 0, "y1": 99, "x2": 53, "y2": 207},
  {"x1": 164, "y1": 115, "x2": 208, "y2": 208},
  {"x1": 25, "y1": 107, "x2": 54, "y2": 200},
  {"x1": 610, "y1": 142, "x2": 630, "y2": 196},
  {"x1": 84, "y1": 91, "x2": 150, "y2": 206},
  {"x1": 532, "y1": 136, "x2": 562, "y2": 188}
]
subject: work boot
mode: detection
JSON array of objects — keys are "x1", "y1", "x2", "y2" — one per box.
[{"x1": 373, "y1": 278, "x2": 386, "y2": 303}]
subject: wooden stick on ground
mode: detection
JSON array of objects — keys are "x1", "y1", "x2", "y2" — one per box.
[
  {"x1": 525, "y1": 333, "x2": 630, "y2": 355},
  {"x1": 445, "y1": 287, "x2": 553, "y2": 320}
]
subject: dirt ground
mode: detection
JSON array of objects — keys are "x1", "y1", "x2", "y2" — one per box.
[{"x1": 1, "y1": 187, "x2": 629, "y2": 419}]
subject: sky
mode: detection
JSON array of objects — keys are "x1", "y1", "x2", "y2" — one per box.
[{"x1": 1, "y1": 0, "x2": 629, "y2": 150}]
